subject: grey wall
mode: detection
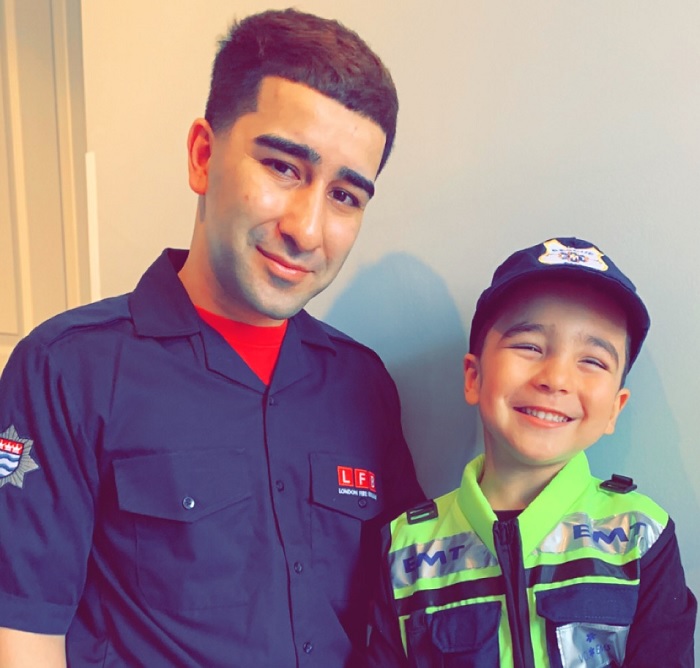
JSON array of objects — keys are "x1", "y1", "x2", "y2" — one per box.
[{"x1": 82, "y1": 0, "x2": 700, "y2": 651}]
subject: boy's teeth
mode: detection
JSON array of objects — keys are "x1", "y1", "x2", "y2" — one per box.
[{"x1": 521, "y1": 407, "x2": 569, "y2": 423}]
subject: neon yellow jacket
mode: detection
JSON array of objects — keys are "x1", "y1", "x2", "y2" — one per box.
[{"x1": 370, "y1": 452, "x2": 696, "y2": 667}]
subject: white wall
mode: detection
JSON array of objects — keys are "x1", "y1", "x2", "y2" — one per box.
[{"x1": 82, "y1": 0, "x2": 700, "y2": 650}]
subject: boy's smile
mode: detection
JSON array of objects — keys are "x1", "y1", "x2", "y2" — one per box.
[{"x1": 464, "y1": 278, "x2": 631, "y2": 499}]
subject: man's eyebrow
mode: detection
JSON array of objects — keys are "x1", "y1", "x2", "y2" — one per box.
[
  {"x1": 338, "y1": 167, "x2": 375, "y2": 200},
  {"x1": 254, "y1": 134, "x2": 321, "y2": 163},
  {"x1": 254, "y1": 134, "x2": 376, "y2": 200}
]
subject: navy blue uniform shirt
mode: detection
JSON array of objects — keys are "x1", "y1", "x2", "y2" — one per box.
[{"x1": 0, "y1": 249, "x2": 423, "y2": 667}]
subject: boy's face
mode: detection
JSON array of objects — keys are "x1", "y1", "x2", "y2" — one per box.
[{"x1": 464, "y1": 279, "x2": 631, "y2": 478}]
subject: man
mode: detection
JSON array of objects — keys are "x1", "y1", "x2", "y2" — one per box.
[{"x1": 0, "y1": 9, "x2": 423, "y2": 666}]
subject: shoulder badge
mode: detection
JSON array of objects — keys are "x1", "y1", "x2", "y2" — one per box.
[
  {"x1": 0, "y1": 425, "x2": 39, "y2": 489},
  {"x1": 539, "y1": 239, "x2": 608, "y2": 272},
  {"x1": 600, "y1": 473, "x2": 637, "y2": 494},
  {"x1": 406, "y1": 499, "x2": 438, "y2": 524}
]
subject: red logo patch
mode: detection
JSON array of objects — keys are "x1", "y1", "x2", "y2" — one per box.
[{"x1": 337, "y1": 465, "x2": 377, "y2": 499}]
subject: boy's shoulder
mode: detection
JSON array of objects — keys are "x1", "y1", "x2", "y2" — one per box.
[{"x1": 588, "y1": 472, "x2": 670, "y2": 523}]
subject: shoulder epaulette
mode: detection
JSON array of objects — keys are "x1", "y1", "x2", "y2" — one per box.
[
  {"x1": 600, "y1": 473, "x2": 637, "y2": 494},
  {"x1": 406, "y1": 499, "x2": 438, "y2": 524}
]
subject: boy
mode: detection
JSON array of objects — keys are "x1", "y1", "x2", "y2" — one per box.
[{"x1": 369, "y1": 237, "x2": 696, "y2": 667}]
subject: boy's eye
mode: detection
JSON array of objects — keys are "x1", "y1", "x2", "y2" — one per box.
[
  {"x1": 510, "y1": 343, "x2": 541, "y2": 354},
  {"x1": 330, "y1": 188, "x2": 360, "y2": 208},
  {"x1": 581, "y1": 357, "x2": 608, "y2": 370}
]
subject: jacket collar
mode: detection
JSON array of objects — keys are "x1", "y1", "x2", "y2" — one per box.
[{"x1": 456, "y1": 452, "x2": 591, "y2": 556}]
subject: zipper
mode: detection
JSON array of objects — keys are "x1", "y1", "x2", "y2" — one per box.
[{"x1": 493, "y1": 518, "x2": 537, "y2": 668}]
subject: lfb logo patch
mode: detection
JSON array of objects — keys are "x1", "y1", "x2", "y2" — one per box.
[
  {"x1": 337, "y1": 466, "x2": 377, "y2": 500},
  {"x1": 0, "y1": 425, "x2": 39, "y2": 489}
]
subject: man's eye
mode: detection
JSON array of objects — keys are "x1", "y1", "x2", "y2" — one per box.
[
  {"x1": 330, "y1": 189, "x2": 360, "y2": 207},
  {"x1": 263, "y1": 159, "x2": 297, "y2": 178}
]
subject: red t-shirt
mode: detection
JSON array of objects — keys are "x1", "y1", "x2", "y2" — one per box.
[{"x1": 195, "y1": 307, "x2": 288, "y2": 385}]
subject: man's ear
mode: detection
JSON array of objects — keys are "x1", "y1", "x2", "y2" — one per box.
[
  {"x1": 187, "y1": 118, "x2": 214, "y2": 195},
  {"x1": 464, "y1": 353, "x2": 481, "y2": 406},
  {"x1": 603, "y1": 387, "x2": 631, "y2": 435}
]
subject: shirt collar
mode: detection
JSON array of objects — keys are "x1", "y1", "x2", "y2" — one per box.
[
  {"x1": 129, "y1": 249, "x2": 199, "y2": 337},
  {"x1": 128, "y1": 248, "x2": 337, "y2": 354}
]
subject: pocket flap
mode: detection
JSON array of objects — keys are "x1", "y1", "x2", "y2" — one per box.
[
  {"x1": 430, "y1": 601, "x2": 501, "y2": 652},
  {"x1": 537, "y1": 583, "x2": 637, "y2": 626},
  {"x1": 114, "y1": 449, "x2": 251, "y2": 523},
  {"x1": 310, "y1": 452, "x2": 384, "y2": 520}
]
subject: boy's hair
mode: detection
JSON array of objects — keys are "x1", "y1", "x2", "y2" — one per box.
[
  {"x1": 204, "y1": 8, "x2": 398, "y2": 173},
  {"x1": 469, "y1": 237, "x2": 650, "y2": 381}
]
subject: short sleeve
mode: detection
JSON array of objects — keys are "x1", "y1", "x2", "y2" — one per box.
[{"x1": 0, "y1": 336, "x2": 97, "y2": 633}]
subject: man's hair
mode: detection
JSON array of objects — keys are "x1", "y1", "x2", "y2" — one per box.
[{"x1": 204, "y1": 8, "x2": 398, "y2": 173}]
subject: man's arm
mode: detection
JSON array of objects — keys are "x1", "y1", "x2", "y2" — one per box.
[
  {"x1": 0, "y1": 628, "x2": 66, "y2": 668},
  {"x1": 0, "y1": 338, "x2": 96, "y2": 654}
]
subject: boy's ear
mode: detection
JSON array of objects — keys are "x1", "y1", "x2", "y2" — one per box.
[
  {"x1": 187, "y1": 118, "x2": 214, "y2": 196},
  {"x1": 464, "y1": 353, "x2": 481, "y2": 406},
  {"x1": 603, "y1": 387, "x2": 631, "y2": 435}
]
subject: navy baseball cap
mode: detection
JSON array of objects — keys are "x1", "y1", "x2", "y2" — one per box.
[{"x1": 469, "y1": 237, "x2": 651, "y2": 370}]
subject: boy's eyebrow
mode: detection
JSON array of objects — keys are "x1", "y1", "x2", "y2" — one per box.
[
  {"x1": 586, "y1": 335, "x2": 620, "y2": 368},
  {"x1": 501, "y1": 322, "x2": 545, "y2": 338},
  {"x1": 254, "y1": 134, "x2": 375, "y2": 200},
  {"x1": 502, "y1": 322, "x2": 621, "y2": 368}
]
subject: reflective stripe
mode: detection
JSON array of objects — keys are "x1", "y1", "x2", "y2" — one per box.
[
  {"x1": 395, "y1": 557, "x2": 640, "y2": 618},
  {"x1": 390, "y1": 531, "x2": 497, "y2": 589},
  {"x1": 395, "y1": 575, "x2": 503, "y2": 617},
  {"x1": 536, "y1": 511, "x2": 663, "y2": 557},
  {"x1": 527, "y1": 557, "x2": 639, "y2": 587}
]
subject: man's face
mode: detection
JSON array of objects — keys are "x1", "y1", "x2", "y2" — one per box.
[
  {"x1": 464, "y1": 280, "x2": 630, "y2": 482},
  {"x1": 185, "y1": 76, "x2": 386, "y2": 325}
]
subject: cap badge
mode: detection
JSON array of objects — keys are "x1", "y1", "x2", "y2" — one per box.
[
  {"x1": 539, "y1": 239, "x2": 608, "y2": 272},
  {"x1": 0, "y1": 425, "x2": 39, "y2": 489}
]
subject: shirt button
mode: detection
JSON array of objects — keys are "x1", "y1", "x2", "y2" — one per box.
[
  {"x1": 358, "y1": 498, "x2": 368, "y2": 508},
  {"x1": 268, "y1": 396, "x2": 277, "y2": 406},
  {"x1": 303, "y1": 641, "x2": 313, "y2": 654},
  {"x1": 294, "y1": 561, "x2": 303, "y2": 574},
  {"x1": 275, "y1": 480, "x2": 285, "y2": 492},
  {"x1": 182, "y1": 496, "x2": 195, "y2": 510}
]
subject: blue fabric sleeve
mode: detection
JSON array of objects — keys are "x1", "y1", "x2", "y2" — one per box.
[
  {"x1": 0, "y1": 336, "x2": 96, "y2": 633},
  {"x1": 624, "y1": 517, "x2": 696, "y2": 667}
]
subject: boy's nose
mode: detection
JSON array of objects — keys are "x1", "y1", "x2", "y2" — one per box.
[{"x1": 533, "y1": 356, "x2": 572, "y2": 393}]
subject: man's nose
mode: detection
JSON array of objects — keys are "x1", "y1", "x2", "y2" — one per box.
[{"x1": 278, "y1": 186, "x2": 325, "y2": 253}]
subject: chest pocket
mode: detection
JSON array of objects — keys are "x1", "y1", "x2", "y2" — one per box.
[
  {"x1": 309, "y1": 452, "x2": 385, "y2": 614},
  {"x1": 405, "y1": 602, "x2": 501, "y2": 668},
  {"x1": 537, "y1": 583, "x2": 638, "y2": 668},
  {"x1": 114, "y1": 448, "x2": 252, "y2": 610}
]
